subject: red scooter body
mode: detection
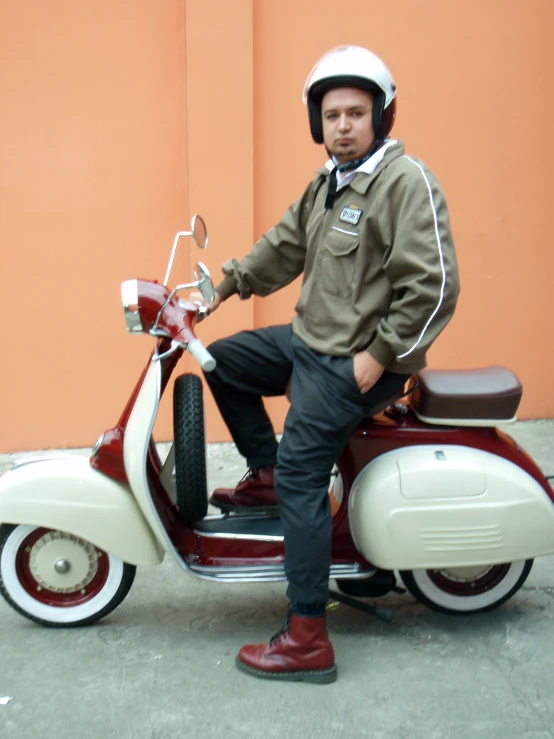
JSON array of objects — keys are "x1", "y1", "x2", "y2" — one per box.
[
  {"x1": 1, "y1": 224, "x2": 552, "y2": 626},
  {"x1": 88, "y1": 270, "x2": 552, "y2": 610},
  {"x1": 94, "y1": 365, "x2": 552, "y2": 574}
]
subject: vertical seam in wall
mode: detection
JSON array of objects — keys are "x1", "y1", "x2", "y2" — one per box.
[
  {"x1": 182, "y1": 0, "x2": 189, "y2": 222},
  {"x1": 250, "y1": 0, "x2": 260, "y2": 330},
  {"x1": 181, "y1": 0, "x2": 193, "y2": 373}
]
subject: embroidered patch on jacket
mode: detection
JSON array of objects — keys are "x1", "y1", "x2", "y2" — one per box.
[{"x1": 339, "y1": 206, "x2": 362, "y2": 226}]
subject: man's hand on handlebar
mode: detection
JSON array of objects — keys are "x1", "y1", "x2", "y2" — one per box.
[{"x1": 190, "y1": 290, "x2": 223, "y2": 320}]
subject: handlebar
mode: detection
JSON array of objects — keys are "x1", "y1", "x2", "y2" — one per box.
[
  {"x1": 129, "y1": 277, "x2": 217, "y2": 371},
  {"x1": 187, "y1": 339, "x2": 216, "y2": 372},
  {"x1": 153, "y1": 335, "x2": 216, "y2": 372}
]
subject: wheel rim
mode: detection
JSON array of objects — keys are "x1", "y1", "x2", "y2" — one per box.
[
  {"x1": 1, "y1": 525, "x2": 125, "y2": 624},
  {"x1": 425, "y1": 564, "x2": 511, "y2": 597},
  {"x1": 410, "y1": 560, "x2": 527, "y2": 612},
  {"x1": 15, "y1": 528, "x2": 109, "y2": 607}
]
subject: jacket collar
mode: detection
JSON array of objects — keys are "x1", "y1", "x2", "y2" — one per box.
[{"x1": 315, "y1": 141, "x2": 405, "y2": 195}]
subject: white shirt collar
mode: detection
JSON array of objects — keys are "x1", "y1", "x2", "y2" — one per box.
[{"x1": 325, "y1": 139, "x2": 398, "y2": 190}]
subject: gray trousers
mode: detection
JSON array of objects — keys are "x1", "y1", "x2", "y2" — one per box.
[{"x1": 204, "y1": 324, "x2": 409, "y2": 604}]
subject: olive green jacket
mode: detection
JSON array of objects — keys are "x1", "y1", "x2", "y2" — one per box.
[{"x1": 215, "y1": 141, "x2": 460, "y2": 374}]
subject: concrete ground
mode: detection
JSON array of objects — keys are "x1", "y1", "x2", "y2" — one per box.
[{"x1": 0, "y1": 421, "x2": 553, "y2": 739}]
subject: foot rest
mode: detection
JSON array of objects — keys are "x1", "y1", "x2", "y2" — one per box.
[
  {"x1": 411, "y1": 366, "x2": 522, "y2": 426},
  {"x1": 195, "y1": 515, "x2": 284, "y2": 540}
]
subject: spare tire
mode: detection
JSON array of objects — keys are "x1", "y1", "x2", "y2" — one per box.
[{"x1": 173, "y1": 373, "x2": 208, "y2": 524}]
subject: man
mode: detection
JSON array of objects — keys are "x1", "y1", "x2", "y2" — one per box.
[{"x1": 193, "y1": 46, "x2": 460, "y2": 683}]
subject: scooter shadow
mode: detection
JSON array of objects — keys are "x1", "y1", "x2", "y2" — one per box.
[{"x1": 99, "y1": 568, "x2": 548, "y2": 647}]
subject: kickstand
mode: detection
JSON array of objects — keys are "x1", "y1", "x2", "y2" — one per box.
[{"x1": 328, "y1": 589, "x2": 394, "y2": 623}]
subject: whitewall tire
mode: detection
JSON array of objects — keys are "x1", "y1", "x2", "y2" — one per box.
[
  {"x1": 0, "y1": 524, "x2": 136, "y2": 627},
  {"x1": 400, "y1": 560, "x2": 533, "y2": 615}
]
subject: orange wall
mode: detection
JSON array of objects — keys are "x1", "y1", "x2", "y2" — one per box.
[
  {"x1": 1, "y1": 0, "x2": 552, "y2": 453},
  {"x1": 0, "y1": 1, "x2": 190, "y2": 453}
]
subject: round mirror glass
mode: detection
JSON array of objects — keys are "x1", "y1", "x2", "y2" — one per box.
[
  {"x1": 191, "y1": 214, "x2": 208, "y2": 249},
  {"x1": 196, "y1": 262, "x2": 215, "y2": 303}
]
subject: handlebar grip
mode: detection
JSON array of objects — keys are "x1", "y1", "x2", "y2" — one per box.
[{"x1": 187, "y1": 338, "x2": 217, "y2": 372}]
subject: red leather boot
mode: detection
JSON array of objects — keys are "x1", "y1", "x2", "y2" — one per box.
[
  {"x1": 209, "y1": 465, "x2": 278, "y2": 513},
  {"x1": 236, "y1": 609, "x2": 337, "y2": 683}
]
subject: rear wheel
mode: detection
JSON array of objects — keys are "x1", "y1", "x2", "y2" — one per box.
[
  {"x1": 399, "y1": 560, "x2": 533, "y2": 615},
  {"x1": 0, "y1": 524, "x2": 136, "y2": 627},
  {"x1": 173, "y1": 373, "x2": 208, "y2": 524}
]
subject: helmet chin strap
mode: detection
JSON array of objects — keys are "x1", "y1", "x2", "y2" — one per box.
[{"x1": 324, "y1": 140, "x2": 384, "y2": 210}]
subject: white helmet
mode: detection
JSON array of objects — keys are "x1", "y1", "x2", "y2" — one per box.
[{"x1": 302, "y1": 46, "x2": 397, "y2": 144}]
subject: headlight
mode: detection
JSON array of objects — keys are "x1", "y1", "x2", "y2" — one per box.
[{"x1": 121, "y1": 279, "x2": 143, "y2": 333}]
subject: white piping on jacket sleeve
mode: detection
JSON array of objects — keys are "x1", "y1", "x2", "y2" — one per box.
[{"x1": 396, "y1": 156, "x2": 447, "y2": 359}]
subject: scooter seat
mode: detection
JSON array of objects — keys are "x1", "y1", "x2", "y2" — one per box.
[{"x1": 410, "y1": 366, "x2": 522, "y2": 426}]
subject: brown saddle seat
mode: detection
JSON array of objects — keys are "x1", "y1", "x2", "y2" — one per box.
[{"x1": 410, "y1": 366, "x2": 523, "y2": 425}]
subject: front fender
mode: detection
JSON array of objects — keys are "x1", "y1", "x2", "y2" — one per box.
[{"x1": 0, "y1": 456, "x2": 164, "y2": 565}]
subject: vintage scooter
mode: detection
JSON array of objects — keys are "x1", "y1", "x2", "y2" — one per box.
[{"x1": 1, "y1": 216, "x2": 553, "y2": 628}]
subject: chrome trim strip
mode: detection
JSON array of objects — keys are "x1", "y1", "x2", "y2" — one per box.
[
  {"x1": 202, "y1": 514, "x2": 234, "y2": 522},
  {"x1": 191, "y1": 564, "x2": 285, "y2": 575},
  {"x1": 191, "y1": 572, "x2": 286, "y2": 583},
  {"x1": 187, "y1": 562, "x2": 376, "y2": 584},
  {"x1": 192, "y1": 529, "x2": 284, "y2": 542},
  {"x1": 188, "y1": 563, "x2": 371, "y2": 575}
]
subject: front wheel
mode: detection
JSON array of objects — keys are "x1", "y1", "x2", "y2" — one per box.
[
  {"x1": 399, "y1": 560, "x2": 533, "y2": 615},
  {"x1": 173, "y1": 373, "x2": 208, "y2": 524},
  {"x1": 0, "y1": 524, "x2": 136, "y2": 627}
]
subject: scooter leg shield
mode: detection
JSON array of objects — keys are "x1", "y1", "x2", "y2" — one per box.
[
  {"x1": 348, "y1": 444, "x2": 554, "y2": 570},
  {"x1": 0, "y1": 456, "x2": 164, "y2": 565}
]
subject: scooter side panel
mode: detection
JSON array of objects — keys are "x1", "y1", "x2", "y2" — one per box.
[
  {"x1": 0, "y1": 457, "x2": 164, "y2": 565},
  {"x1": 123, "y1": 360, "x2": 192, "y2": 565},
  {"x1": 124, "y1": 361, "x2": 170, "y2": 538},
  {"x1": 349, "y1": 444, "x2": 554, "y2": 570}
]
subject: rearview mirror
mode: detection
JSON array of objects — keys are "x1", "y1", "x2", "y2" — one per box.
[
  {"x1": 164, "y1": 214, "x2": 209, "y2": 286},
  {"x1": 192, "y1": 215, "x2": 208, "y2": 250},
  {"x1": 195, "y1": 262, "x2": 215, "y2": 304}
]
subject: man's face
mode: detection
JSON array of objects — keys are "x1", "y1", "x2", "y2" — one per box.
[{"x1": 321, "y1": 87, "x2": 375, "y2": 164}]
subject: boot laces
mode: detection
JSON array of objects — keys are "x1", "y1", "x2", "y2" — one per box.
[
  {"x1": 237, "y1": 468, "x2": 256, "y2": 486},
  {"x1": 269, "y1": 608, "x2": 292, "y2": 646}
]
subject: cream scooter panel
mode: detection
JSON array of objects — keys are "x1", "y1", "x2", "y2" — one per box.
[
  {"x1": 349, "y1": 444, "x2": 554, "y2": 571},
  {"x1": 122, "y1": 356, "x2": 186, "y2": 563},
  {"x1": 0, "y1": 457, "x2": 163, "y2": 565}
]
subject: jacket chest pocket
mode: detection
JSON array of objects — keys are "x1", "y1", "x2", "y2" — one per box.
[{"x1": 319, "y1": 228, "x2": 360, "y2": 298}]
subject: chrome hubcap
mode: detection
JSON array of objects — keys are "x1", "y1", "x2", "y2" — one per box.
[{"x1": 54, "y1": 559, "x2": 70, "y2": 574}]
